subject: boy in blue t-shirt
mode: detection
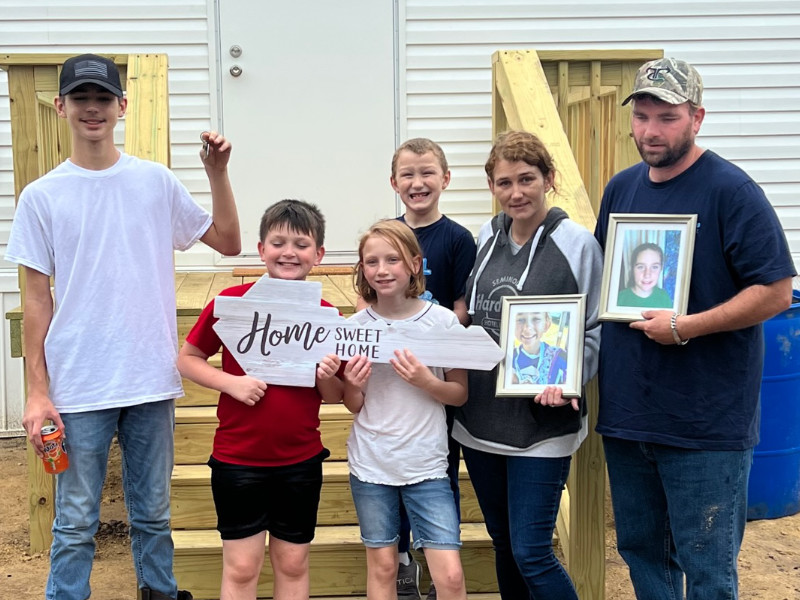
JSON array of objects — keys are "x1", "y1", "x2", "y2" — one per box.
[
  {"x1": 390, "y1": 138, "x2": 477, "y2": 599},
  {"x1": 391, "y1": 139, "x2": 477, "y2": 326}
]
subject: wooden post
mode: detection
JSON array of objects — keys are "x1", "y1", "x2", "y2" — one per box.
[
  {"x1": 124, "y1": 54, "x2": 170, "y2": 166},
  {"x1": 589, "y1": 61, "x2": 602, "y2": 215},
  {"x1": 616, "y1": 61, "x2": 642, "y2": 173},
  {"x1": 565, "y1": 379, "x2": 606, "y2": 600},
  {"x1": 492, "y1": 50, "x2": 597, "y2": 229},
  {"x1": 557, "y1": 61, "x2": 569, "y2": 132},
  {"x1": 491, "y1": 57, "x2": 509, "y2": 215},
  {"x1": 6, "y1": 63, "x2": 55, "y2": 554}
]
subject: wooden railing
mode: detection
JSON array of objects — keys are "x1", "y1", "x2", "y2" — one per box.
[
  {"x1": 0, "y1": 53, "x2": 171, "y2": 552},
  {"x1": 35, "y1": 92, "x2": 70, "y2": 174},
  {"x1": 491, "y1": 49, "x2": 663, "y2": 600}
]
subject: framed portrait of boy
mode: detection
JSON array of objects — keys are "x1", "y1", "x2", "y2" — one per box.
[
  {"x1": 496, "y1": 294, "x2": 586, "y2": 398},
  {"x1": 599, "y1": 213, "x2": 697, "y2": 322}
]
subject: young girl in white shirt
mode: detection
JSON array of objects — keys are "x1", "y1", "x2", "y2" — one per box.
[{"x1": 344, "y1": 219, "x2": 468, "y2": 600}]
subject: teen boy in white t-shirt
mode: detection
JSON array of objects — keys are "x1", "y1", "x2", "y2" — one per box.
[{"x1": 6, "y1": 53, "x2": 241, "y2": 600}]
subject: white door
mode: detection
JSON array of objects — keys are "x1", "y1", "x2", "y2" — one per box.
[{"x1": 216, "y1": 0, "x2": 398, "y2": 262}]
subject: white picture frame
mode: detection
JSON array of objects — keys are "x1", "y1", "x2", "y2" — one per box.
[
  {"x1": 496, "y1": 294, "x2": 586, "y2": 398},
  {"x1": 599, "y1": 213, "x2": 696, "y2": 322}
]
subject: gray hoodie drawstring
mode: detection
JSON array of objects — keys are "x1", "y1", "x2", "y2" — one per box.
[
  {"x1": 467, "y1": 229, "x2": 499, "y2": 315},
  {"x1": 467, "y1": 219, "x2": 544, "y2": 315},
  {"x1": 516, "y1": 225, "x2": 544, "y2": 291}
]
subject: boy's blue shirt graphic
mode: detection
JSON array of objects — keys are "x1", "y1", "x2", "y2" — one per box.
[
  {"x1": 419, "y1": 257, "x2": 437, "y2": 304},
  {"x1": 398, "y1": 215, "x2": 476, "y2": 311}
]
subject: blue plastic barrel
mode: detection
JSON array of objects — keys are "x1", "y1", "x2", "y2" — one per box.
[{"x1": 747, "y1": 289, "x2": 800, "y2": 520}]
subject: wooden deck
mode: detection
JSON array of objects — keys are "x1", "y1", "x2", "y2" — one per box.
[{"x1": 177, "y1": 268, "x2": 358, "y2": 317}]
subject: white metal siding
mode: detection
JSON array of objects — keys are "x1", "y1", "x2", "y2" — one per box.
[
  {"x1": 400, "y1": 0, "x2": 800, "y2": 265},
  {"x1": 1, "y1": 1, "x2": 799, "y2": 262}
]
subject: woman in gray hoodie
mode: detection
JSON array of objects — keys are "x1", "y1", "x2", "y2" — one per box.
[{"x1": 452, "y1": 131, "x2": 603, "y2": 600}]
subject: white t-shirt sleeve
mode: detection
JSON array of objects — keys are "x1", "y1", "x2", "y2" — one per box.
[
  {"x1": 6, "y1": 187, "x2": 55, "y2": 276},
  {"x1": 165, "y1": 168, "x2": 213, "y2": 251}
]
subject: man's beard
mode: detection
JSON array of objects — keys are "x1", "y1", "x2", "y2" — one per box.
[{"x1": 635, "y1": 133, "x2": 693, "y2": 169}]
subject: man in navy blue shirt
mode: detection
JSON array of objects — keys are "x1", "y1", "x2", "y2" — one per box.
[{"x1": 595, "y1": 58, "x2": 795, "y2": 600}]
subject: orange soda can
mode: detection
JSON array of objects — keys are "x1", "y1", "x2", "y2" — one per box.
[{"x1": 41, "y1": 425, "x2": 69, "y2": 474}]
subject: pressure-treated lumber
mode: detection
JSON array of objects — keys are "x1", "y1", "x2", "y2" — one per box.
[
  {"x1": 174, "y1": 404, "x2": 354, "y2": 463},
  {"x1": 124, "y1": 53, "x2": 170, "y2": 166},
  {"x1": 173, "y1": 523, "x2": 498, "y2": 600},
  {"x1": 491, "y1": 50, "x2": 596, "y2": 227},
  {"x1": 171, "y1": 461, "x2": 483, "y2": 529}
]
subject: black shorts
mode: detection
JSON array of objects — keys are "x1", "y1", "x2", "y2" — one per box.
[{"x1": 209, "y1": 449, "x2": 330, "y2": 543}]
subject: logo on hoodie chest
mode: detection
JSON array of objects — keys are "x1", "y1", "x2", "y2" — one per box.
[
  {"x1": 474, "y1": 282, "x2": 520, "y2": 337},
  {"x1": 491, "y1": 275, "x2": 519, "y2": 287}
]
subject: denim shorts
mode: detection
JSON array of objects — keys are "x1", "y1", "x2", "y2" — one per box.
[
  {"x1": 209, "y1": 449, "x2": 329, "y2": 543},
  {"x1": 349, "y1": 474, "x2": 461, "y2": 550}
]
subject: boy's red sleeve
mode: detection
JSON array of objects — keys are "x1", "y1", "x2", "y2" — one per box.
[{"x1": 185, "y1": 297, "x2": 223, "y2": 357}]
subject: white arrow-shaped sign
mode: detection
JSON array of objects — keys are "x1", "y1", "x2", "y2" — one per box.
[{"x1": 213, "y1": 276, "x2": 504, "y2": 387}]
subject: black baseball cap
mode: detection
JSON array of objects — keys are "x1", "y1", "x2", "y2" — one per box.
[{"x1": 59, "y1": 54, "x2": 123, "y2": 97}]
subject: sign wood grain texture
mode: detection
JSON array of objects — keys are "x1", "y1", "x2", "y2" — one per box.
[{"x1": 214, "y1": 277, "x2": 504, "y2": 386}]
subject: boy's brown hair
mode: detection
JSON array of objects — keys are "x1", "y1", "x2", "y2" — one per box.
[
  {"x1": 354, "y1": 219, "x2": 426, "y2": 303},
  {"x1": 390, "y1": 138, "x2": 449, "y2": 178},
  {"x1": 258, "y1": 199, "x2": 325, "y2": 246}
]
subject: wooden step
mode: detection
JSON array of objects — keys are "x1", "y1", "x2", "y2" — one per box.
[
  {"x1": 171, "y1": 462, "x2": 484, "y2": 529},
  {"x1": 177, "y1": 377, "x2": 222, "y2": 407},
  {"x1": 176, "y1": 355, "x2": 222, "y2": 407},
  {"x1": 173, "y1": 523, "x2": 498, "y2": 599},
  {"x1": 174, "y1": 404, "x2": 353, "y2": 464}
]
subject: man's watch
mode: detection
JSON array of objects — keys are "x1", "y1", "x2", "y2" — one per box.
[{"x1": 670, "y1": 313, "x2": 689, "y2": 345}]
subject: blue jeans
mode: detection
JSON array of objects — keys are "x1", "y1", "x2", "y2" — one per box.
[
  {"x1": 47, "y1": 400, "x2": 177, "y2": 600},
  {"x1": 461, "y1": 446, "x2": 576, "y2": 600},
  {"x1": 603, "y1": 437, "x2": 752, "y2": 600},
  {"x1": 399, "y1": 407, "x2": 461, "y2": 554},
  {"x1": 350, "y1": 475, "x2": 461, "y2": 550}
]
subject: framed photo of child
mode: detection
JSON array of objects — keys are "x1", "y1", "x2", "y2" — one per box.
[
  {"x1": 496, "y1": 294, "x2": 586, "y2": 398},
  {"x1": 599, "y1": 214, "x2": 697, "y2": 322}
]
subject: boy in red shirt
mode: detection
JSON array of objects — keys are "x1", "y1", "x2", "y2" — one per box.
[{"x1": 178, "y1": 199, "x2": 343, "y2": 600}]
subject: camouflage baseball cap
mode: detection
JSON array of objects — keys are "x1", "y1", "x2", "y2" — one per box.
[{"x1": 621, "y1": 58, "x2": 703, "y2": 106}]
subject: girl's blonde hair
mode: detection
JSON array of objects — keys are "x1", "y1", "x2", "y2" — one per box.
[{"x1": 354, "y1": 219, "x2": 426, "y2": 303}]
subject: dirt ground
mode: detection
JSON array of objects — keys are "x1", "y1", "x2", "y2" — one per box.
[{"x1": 1, "y1": 436, "x2": 799, "y2": 600}]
